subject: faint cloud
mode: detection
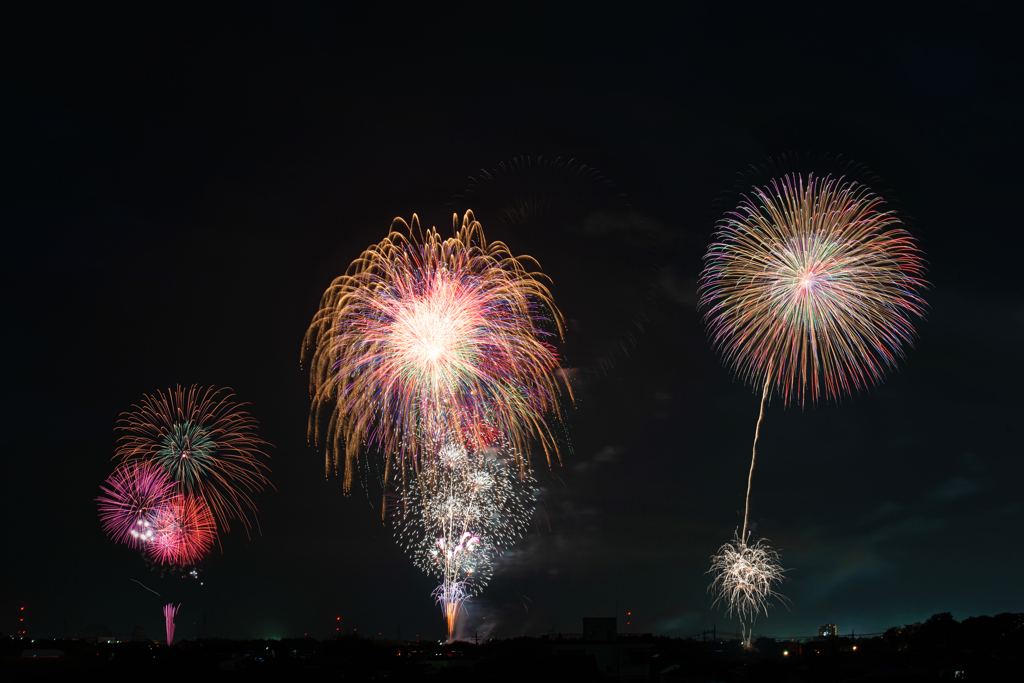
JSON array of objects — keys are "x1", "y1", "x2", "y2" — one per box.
[
  {"x1": 807, "y1": 549, "x2": 891, "y2": 599},
  {"x1": 594, "y1": 446, "x2": 622, "y2": 462},
  {"x1": 901, "y1": 40, "x2": 982, "y2": 95},
  {"x1": 574, "y1": 446, "x2": 622, "y2": 471},
  {"x1": 855, "y1": 500, "x2": 904, "y2": 526},
  {"x1": 999, "y1": 502, "x2": 1023, "y2": 516},
  {"x1": 653, "y1": 605, "x2": 706, "y2": 636},
  {"x1": 959, "y1": 452, "x2": 986, "y2": 474},
  {"x1": 580, "y1": 211, "x2": 649, "y2": 235},
  {"x1": 659, "y1": 269, "x2": 699, "y2": 308},
  {"x1": 926, "y1": 476, "x2": 985, "y2": 503},
  {"x1": 560, "y1": 500, "x2": 599, "y2": 516},
  {"x1": 864, "y1": 514, "x2": 946, "y2": 546}
]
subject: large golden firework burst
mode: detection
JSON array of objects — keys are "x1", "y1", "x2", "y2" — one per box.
[{"x1": 303, "y1": 211, "x2": 570, "y2": 493}]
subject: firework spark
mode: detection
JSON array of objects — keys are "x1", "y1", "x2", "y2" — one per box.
[
  {"x1": 303, "y1": 211, "x2": 569, "y2": 492},
  {"x1": 115, "y1": 385, "x2": 272, "y2": 537},
  {"x1": 148, "y1": 494, "x2": 217, "y2": 566},
  {"x1": 700, "y1": 173, "x2": 927, "y2": 406},
  {"x1": 708, "y1": 530, "x2": 786, "y2": 647},
  {"x1": 97, "y1": 460, "x2": 176, "y2": 549}
]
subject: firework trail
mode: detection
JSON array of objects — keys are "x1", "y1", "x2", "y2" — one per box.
[
  {"x1": 115, "y1": 385, "x2": 272, "y2": 539},
  {"x1": 700, "y1": 172, "x2": 927, "y2": 635},
  {"x1": 130, "y1": 578, "x2": 161, "y2": 596},
  {"x1": 303, "y1": 211, "x2": 569, "y2": 494},
  {"x1": 391, "y1": 436, "x2": 537, "y2": 641},
  {"x1": 163, "y1": 603, "x2": 179, "y2": 645},
  {"x1": 97, "y1": 460, "x2": 176, "y2": 549}
]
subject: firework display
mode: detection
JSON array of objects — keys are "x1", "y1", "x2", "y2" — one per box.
[
  {"x1": 303, "y1": 211, "x2": 569, "y2": 492},
  {"x1": 97, "y1": 385, "x2": 271, "y2": 568},
  {"x1": 116, "y1": 385, "x2": 272, "y2": 536},
  {"x1": 391, "y1": 437, "x2": 538, "y2": 640},
  {"x1": 700, "y1": 172, "x2": 927, "y2": 644},
  {"x1": 303, "y1": 210, "x2": 558, "y2": 640}
]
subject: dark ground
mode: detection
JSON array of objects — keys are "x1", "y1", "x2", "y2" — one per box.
[{"x1": 3, "y1": 611, "x2": 1020, "y2": 681}]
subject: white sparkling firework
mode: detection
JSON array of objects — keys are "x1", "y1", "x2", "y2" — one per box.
[
  {"x1": 391, "y1": 437, "x2": 537, "y2": 639},
  {"x1": 708, "y1": 529, "x2": 786, "y2": 645}
]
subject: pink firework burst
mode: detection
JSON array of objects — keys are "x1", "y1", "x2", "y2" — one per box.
[{"x1": 97, "y1": 460, "x2": 176, "y2": 549}]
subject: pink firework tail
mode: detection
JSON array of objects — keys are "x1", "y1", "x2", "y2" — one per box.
[{"x1": 163, "y1": 603, "x2": 179, "y2": 645}]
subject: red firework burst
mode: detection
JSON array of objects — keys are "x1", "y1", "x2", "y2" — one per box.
[{"x1": 148, "y1": 494, "x2": 217, "y2": 565}]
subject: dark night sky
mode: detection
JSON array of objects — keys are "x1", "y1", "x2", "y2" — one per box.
[{"x1": 2, "y1": 3, "x2": 1022, "y2": 643}]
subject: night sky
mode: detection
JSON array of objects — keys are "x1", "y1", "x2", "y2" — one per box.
[{"x1": 3, "y1": 4, "x2": 1022, "y2": 644}]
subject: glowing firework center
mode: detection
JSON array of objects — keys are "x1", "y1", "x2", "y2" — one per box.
[
  {"x1": 304, "y1": 212, "x2": 569, "y2": 492},
  {"x1": 157, "y1": 422, "x2": 218, "y2": 487}
]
